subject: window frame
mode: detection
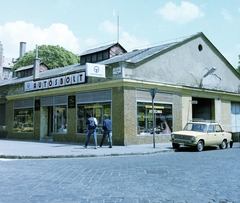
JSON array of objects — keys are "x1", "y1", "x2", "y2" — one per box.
[
  {"x1": 137, "y1": 102, "x2": 173, "y2": 136},
  {"x1": 76, "y1": 103, "x2": 111, "y2": 135},
  {"x1": 13, "y1": 108, "x2": 34, "y2": 133}
]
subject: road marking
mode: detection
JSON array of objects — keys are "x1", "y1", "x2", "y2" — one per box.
[{"x1": 0, "y1": 158, "x2": 15, "y2": 161}]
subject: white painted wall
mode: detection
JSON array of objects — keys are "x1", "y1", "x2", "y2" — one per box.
[{"x1": 133, "y1": 36, "x2": 240, "y2": 93}]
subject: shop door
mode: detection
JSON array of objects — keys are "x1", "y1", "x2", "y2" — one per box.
[
  {"x1": 192, "y1": 98, "x2": 214, "y2": 121},
  {"x1": 48, "y1": 106, "x2": 67, "y2": 134}
]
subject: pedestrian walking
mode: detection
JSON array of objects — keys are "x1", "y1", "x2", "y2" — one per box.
[
  {"x1": 99, "y1": 114, "x2": 113, "y2": 148},
  {"x1": 84, "y1": 114, "x2": 98, "y2": 149}
]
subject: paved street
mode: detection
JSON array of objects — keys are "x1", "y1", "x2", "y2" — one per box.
[{"x1": 0, "y1": 147, "x2": 239, "y2": 203}]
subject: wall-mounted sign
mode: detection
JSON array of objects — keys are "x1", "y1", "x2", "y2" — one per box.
[
  {"x1": 113, "y1": 67, "x2": 121, "y2": 75},
  {"x1": 24, "y1": 72, "x2": 86, "y2": 92},
  {"x1": 86, "y1": 63, "x2": 105, "y2": 78},
  {"x1": 68, "y1": 95, "x2": 75, "y2": 108}
]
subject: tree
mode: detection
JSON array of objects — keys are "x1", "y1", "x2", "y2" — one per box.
[
  {"x1": 237, "y1": 54, "x2": 240, "y2": 74},
  {"x1": 13, "y1": 45, "x2": 80, "y2": 70}
]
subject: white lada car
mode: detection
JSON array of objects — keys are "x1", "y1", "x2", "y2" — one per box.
[{"x1": 170, "y1": 121, "x2": 232, "y2": 152}]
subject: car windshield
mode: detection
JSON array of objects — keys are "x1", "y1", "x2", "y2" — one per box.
[{"x1": 183, "y1": 123, "x2": 207, "y2": 133}]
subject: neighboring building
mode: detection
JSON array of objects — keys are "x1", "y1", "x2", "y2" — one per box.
[
  {"x1": 2, "y1": 57, "x2": 13, "y2": 80},
  {"x1": 0, "y1": 32, "x2": 239, "y2": 144},
  {"x1": 0, "y1": 42, "x2": 13, "y2": 80},
  {"x1": 0, "y1": 41, "x2": 27, "y2": 80}
]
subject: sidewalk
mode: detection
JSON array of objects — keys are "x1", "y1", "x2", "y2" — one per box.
[{"x1": 0, "y1": 139, "x2": 174, "y2": 159}]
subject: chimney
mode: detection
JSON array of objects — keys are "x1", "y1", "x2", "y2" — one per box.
[
  {"x1": 0, "y1": 42, "x2": 3, "y2": 80},
  {"x1": 19, "y1": 42, "x2": 26, "y2": 58},
  {"x1": 33, "y1": 45, "x2": 40, "y2": 80}
]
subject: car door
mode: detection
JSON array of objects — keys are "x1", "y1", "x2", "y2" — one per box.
[
  {"x1": 206, "y1": 124, "x2": 216, "y2": 145},
  {"x1": 214, "y1": 124, "x2": 224, "y2": 144}
]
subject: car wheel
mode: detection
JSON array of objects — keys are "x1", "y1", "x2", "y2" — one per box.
[
  {"x1": 196, "y1": 140, "x2": 204, "y2": 152},
  {"x1": 219, "y1": 140, "x2": 227, "y2": 149},
  {"x1": 172, "y1": 143, "x2": 180, "y2": 149}
]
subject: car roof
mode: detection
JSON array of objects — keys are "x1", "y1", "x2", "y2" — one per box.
[{"x1": 187, "y1": 122, "x2": 219, "y2": 125}]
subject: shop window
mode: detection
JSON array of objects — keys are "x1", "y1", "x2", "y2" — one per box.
[
  {"x1": 13, "y1": 108, "x2": 34, "y2": 132},
  {"x1": 86, "y1": 55, "x2": 91, "y2": 63},
  {"x1": 92, "y1": 54, "x2": 97, "y2": 62},
  {"x1": 137, "y1": 102, "x2": 172, "y2": 135},
  {"x1": 103, "y1": 51, "x2": 109, "y2": 60},
  {"x1": 77, "y1": 103, "x2": 111, "y2": 134},
  {"x1": 81, "y1": 56, "x2": 86, "y2": 65},
  {"x1": 54, "y1": 106, "x2": 67, "y2": 133},
  {"x1": 97, "y1": 52, "x2": 102, "y2": 61}
]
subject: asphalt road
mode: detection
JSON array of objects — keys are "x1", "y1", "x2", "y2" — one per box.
[{"x1": 0, "y1": 147, "x2": 239, "y2": 203}]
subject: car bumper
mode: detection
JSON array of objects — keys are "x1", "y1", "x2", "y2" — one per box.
[{"x1": 171, "y1": 139, "x2": 196, "y2": 146}]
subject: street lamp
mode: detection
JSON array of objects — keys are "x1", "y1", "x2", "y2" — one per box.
[{"x1": 199, "y1": 67, "x2": 217, "y2": 88}]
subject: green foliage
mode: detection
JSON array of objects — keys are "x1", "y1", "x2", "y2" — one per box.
[
  {"x1": 237, "y1": 54, "x2": 240, "y2": 74},
  {"x1": 13, "y1": 45, "x2": 80, "y2": 70}
]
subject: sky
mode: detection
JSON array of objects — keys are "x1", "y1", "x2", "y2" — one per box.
[{"x1": 0, "y1": 0, "x2": 240, "y2": 68}]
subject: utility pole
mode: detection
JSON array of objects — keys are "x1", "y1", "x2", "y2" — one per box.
[{"x1": 149, "y1": 88, "x2": 157, "y2": 148}]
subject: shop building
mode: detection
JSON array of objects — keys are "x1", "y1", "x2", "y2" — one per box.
[{"x1": 0, "y1": 32, "x2": 240, "y2": 144}]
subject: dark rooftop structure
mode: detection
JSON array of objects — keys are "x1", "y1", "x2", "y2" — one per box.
[{"x1": 80, "y1": 42, "x2": 127, "y2": 65}]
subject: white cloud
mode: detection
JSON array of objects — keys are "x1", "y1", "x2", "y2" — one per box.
[
  {"x1": 83, "y1": 38, "x2": 99, "y2": 50},
  {"x1": 120, "y1": 31, "x2": 149, "y2": 51},
  {"x1": 157, "y1": 1, "x2": 204, "y2": 24},
  {"x1": 87, "y1": 20, "x2": 150, "y2": 52},
  {"x1": 0, "y1": 21, "x2": 80, "y2": 58},
  {"x1": 221, "y1": 9, "x2": 233, "y2": 21},
  {"x1": 81, "y1": 30, "x2": 149, "y2": 53},
  {"x1": 99, "y1": 20, "x2": 118, "y2": 35}
]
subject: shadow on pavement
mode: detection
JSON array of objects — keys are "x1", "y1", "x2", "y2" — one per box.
[{"x1": 174, "y1": 146, "x2": 220, "y2": 152}]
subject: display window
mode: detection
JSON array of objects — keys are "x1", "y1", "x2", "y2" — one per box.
[
  {"x1": 13, "y1": 108, "x2": 34, "y2": 132},
  {"x1": 137, "y1": 102, "x2": 172, "y2": 135},
  {"x1": 77, "y1": 103, "x2": 111, "y2": 134}
]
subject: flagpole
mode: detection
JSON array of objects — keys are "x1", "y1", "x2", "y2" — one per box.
[{"x1": 117, "y1": 13, "x2": 119, "y2": 43}]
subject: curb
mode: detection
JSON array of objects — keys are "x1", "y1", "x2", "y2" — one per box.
[{"x1": 0, "y1": 149, "x2": 175, "y2": 159}]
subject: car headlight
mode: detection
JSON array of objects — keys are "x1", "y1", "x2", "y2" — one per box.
[
  {"x1": 190, "y1": 136, "x2": 195, "y2": 141},
  {"x1": 171, "y1": 134, "x2": 174, "y2": 139}
]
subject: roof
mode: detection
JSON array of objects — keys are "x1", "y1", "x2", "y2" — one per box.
[
  {"x1": 99, "y1": 42, "x2": 178, "y2": 65},
  {"x1": 15, "y1": 62, "x2": 50, "y2": 72},
  {"x1": 80, "y1": 42, "x2": 127, "y2": 56},
  {"x1": 0, "y1": 63, "x2": 85, "y2": 86},
  {"x1": 15, "y1": 64, "x2": 33, "y2": 72}
]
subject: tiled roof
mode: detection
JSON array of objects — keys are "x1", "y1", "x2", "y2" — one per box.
[
  {"x1": 99, "y1": 42, "x2": 178, "y2": 65},
  {"x1": 0, "y1": 64, "x2": 84, "y2": 86},
  {"x1": 80, "y1": 43, "x2": 117, "y2": 56},
  {"x1": 15, "y1": 64, "x2": 33, "y2": 72}
]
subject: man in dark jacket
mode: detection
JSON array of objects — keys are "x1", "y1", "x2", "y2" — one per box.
[
  {"x1": 99, "y1": 114, "x2": 113, "y2": 148},
  {"x1": 83, "y1": 114, "x2": 98, "y2": 149}
]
